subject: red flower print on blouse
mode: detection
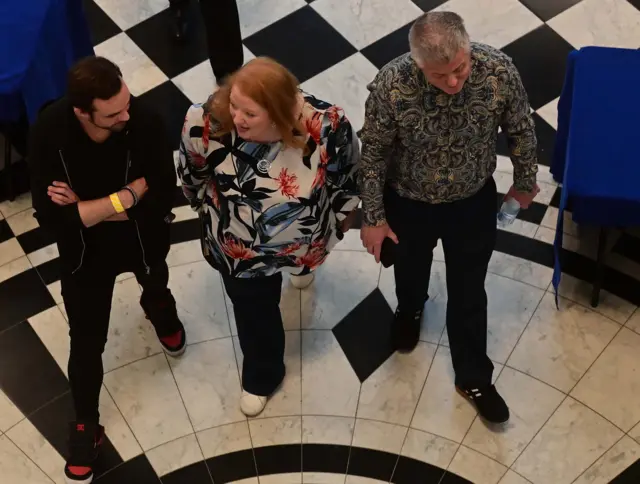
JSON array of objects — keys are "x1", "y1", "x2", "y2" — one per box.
[
  {"x1": 202, "y1": 115, "x2": 211, "y2": 150},
  {"x1": 311, "y1": 147, "x2": 329, "y2": 190},
  {"x1": 208, "y1": 180, "x2": 220, "y2": 208},
  {"x1": 305, "y1": 112, "x2": 323, "y2": 144},
  {"x1": 295, "y1": 244, "x2": 327, "y2": 270},
  {"x1": 189, "y1": 150, "x2": 207, "y2": 168},
  {"x1": 277, "y1": 241, "x2": 302, "y2": 256},
  {"x1": 325, "y1": 106, "x2": 341, "y2": 131},
  {"x1": 275, "y1": 168, "x2": 300, "y2": 199},
  {"x1": 222, "y1": 234, "x2": 255, "y2": 260}
]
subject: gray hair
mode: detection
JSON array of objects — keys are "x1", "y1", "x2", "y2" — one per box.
[{"x1": 408, "y1": 12, "x2": 470, "y2": 65}]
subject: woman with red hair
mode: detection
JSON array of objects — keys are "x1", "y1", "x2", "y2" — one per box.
[{"x1": 178, "y1": 57, "x2": 360, "y2": 416}]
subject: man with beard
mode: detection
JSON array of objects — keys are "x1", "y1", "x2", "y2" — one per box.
[{"x1": 29, "y1": 56, "x2": 186, "y2": 484}]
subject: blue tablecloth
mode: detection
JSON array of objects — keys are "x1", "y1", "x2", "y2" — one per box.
[
  {"x1": 0, "y1": 0, "x2": 94, "y2": 123},
  {"x1": 551, "y1": 46, "x2": 640, "y2": 302}
]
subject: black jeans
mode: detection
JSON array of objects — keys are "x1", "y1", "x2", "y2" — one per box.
[
  {"x1": 385, "y1": 178, "x2": 497, "y2": 387},
  {"x1": 169, "y1": 0, "x2": 243, "y2": 81},
  {"x1": 222, "y1": 273, "x2": 286, "y2": 396},
  {"x1": 62, "y1": 260, "x2": 181, "y2": 422}
]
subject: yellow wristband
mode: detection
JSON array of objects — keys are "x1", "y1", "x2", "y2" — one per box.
[{"x1": 110, "y1": 193, "x2": 125, "y2": 213}]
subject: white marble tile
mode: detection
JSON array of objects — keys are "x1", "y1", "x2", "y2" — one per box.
[
  {"x1": 534, "y1": 226, "x2": 580, "y2": 254},
  {"x1": 0, "y1": 192, "x2": 32, "y2": 219},
  {"x1": 448, "y1": 445, "x2": 508, "y2": 484},
  {"x1": 197, "y1": 421, "x2": 252, "y2": 459},
  {"x1": 557, "y1": 273, "x2": 637, "y2": 325},
  {"x1": 411, "y1": 346, "x2": 478, "y2": 443},
  {"x1": 93, "y1": 0, "x2": 167, "y2": 30},
  {"x1": 439, "y1": 273, "x2": 544, "y2": 364},
  {"x1": 358, "y1": 342, "x2": 436, "y2": 426},
  {"x1": 28, "y1": 307, "x2": 70, "y2": 376},
  {"x1": 169, "y1": 261, "x2": 231, "y2": 345},
  {"x1": 6, "y1": 419, "x2": 66, "y2": 484},
  {"x1": 345, "y1": 478, "x2": 389, "y2": 484},
  {"x1": 434, "y1": 0, "x2": 542, "y2": 48},
  {"x1": 541, "y1": 206, "x2": 578, "y2": 237},
  {"x1": 261, "y1": 474, "x2": 302, "y2": 484},
  {"x1": 0, "y1": 435, "x2": 52, "y2": 484},
  {"x1": 302, "y1": 416, "x2": 354, "y2": 445},
  {"x1": 536, "y1": 98, "x2": 559, "y2": 130},
  {"x1": 495, "y1": 156, "x2": 557, "y2": 186},
  {"x1": 303, "y1": 473, "x2": 347, "y2": 484},
  {"x1": 0, "y1": 390, "x2": 23, "y2": 433},
  {"x1": 169, "y1": 338, "x2": 244, "y2": 432},
  {"x1": 237, "y1": 0, "x2": 306, "y2": 38},
  {"x1": 233, "y1": 331, "x2": 301, "y2": 418},
  {"x1": 571, "y1": 328, "x2": 640, "y2": 431},
  {"x1": 57, "y1": 303, "x2": 67, "y2": 321},
  {"x1": 0, "y1": 255, "x2": 31, "y2": 284},
  {"x1": 352, "y1": 418, "x2": 407, "y2": 454},
  {"x1": 548, "y1": 0, "x2": 640, "y2": 49},
  {"x1": 401, "y1": 429, "x2": 459, "y2": 470},
  {"x1": 627, "y1": 308, "x2": 640, "y2": 336},
  {"x1": 99, "y1": 387, "x2": 143, "y2": 461},
  {"x1": 507, "y1": 293, "x2": 620, "y2": 392},
  {"x1": 301, "y1": 251, "x2": 380, "y2": 329},
  {"x1": 249, "y1": 416, "x2": 302, "y2": 446},
  {"x1": 301, "y1": 53, "x2": 379, "y2": 132},
  {"x1": 378, "y1": 261, "x2": 448, "y2": 345},
  {"x1": 312, "y1": 0, "x2": 422, "y2": 49},
  {"x1": 513, "y1": 397, "x2": 623, "y2": 484},
  {"x1": 47, "y1": 281, "x2": 63, "y2": 305},
  {"x1": 27, "y1": 244, "x2": 59, "y2": 267},
  {"x1": 334, "y1": 229, "x2": 367, "y2": 252},
  {"x1": 171, "y1": 205, "x2": 199, "y2": 224},
  {"x1": 103, "y1": 278, "x2": 163, "y2": 373},
  {"x1": 630, "y1": 421, "x2": 640, "y2": 445},
  {"x1": 463, "y1": 368, "x2": 565, "y2": 466},
  {"x1": 488, "y1": 251, "x2": 552, "y2": 290},
  {"x1": 499, "y1": 470, "x2": 532, "y2": 484},
  {"x1": 573, "y1": 436, "x2": 640, "y2": 484},
  {"x1": 5, "y1": 208, "x2": 38, "y2": 236},
  {"x1": 301, "y1": 331, "x2": 360, "y2": 417},
  {"x1": 0, "y1": 238, "x2": 25, "y2": 268},
  {"x1": 166, "y1": 239, "x2": 204, "y2": 268},
  {"x1": 103, "y1": 353, "x2": 193, "y2": 451},
  {"x1": 94, "y1": 33, "x2": 168, "y2": 96},
  {"x1": 146, "y1": 433, "x2": 203, "y2": 477}
]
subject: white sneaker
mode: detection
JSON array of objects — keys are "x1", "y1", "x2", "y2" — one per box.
[
  {"x1": 290, "y1": 273, "x2": 315, "y2": 289},
  {"x1": 240, "y1": 390, "x2": 268, "y2": 417}
]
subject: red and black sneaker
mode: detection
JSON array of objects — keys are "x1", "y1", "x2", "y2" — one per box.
[
  {"x1": 141, "y1": 292, "x2": 187, "y2": 357},
  {"x1": 159, "y1": 329, "x2": 187, "y2": 357},
  {"x1": 64, "y1": 422, "x2": 105, "y2": 484}
]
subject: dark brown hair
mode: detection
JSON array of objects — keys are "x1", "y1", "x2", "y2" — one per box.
[
  {"x1": 210, "y1": 57, "x2": 307, "y2": 149},
  {"x1": 67, "y1": 56, "x2": 123, "y2": 113}
]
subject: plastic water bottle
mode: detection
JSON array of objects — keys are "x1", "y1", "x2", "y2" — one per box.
[{"x1": 497, "y1": 197, "x2": 520, "y2": 227}]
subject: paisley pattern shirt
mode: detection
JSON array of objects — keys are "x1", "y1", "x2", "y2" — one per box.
[
  {"x1": 178, "y1": 94, "x2": 360, "y2": 278},
  {"x1": 359, "y1": 43, "x2": 538, "y2": 226}
]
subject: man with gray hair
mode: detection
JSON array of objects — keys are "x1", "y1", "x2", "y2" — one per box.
[{"x1": 359, "y1": 12, "x2": 539, "y2": 425}]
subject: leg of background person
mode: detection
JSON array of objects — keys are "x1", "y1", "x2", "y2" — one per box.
[
  {"x1": 199, "y1": 0, "x2": 244, "y2": 82},
  {"x1": 168, "y1": 0, "x2": 190, "y2": 41}
]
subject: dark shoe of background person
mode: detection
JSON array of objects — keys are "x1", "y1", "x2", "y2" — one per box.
[
  {"x1": 170, "y1": 5, "x2": 189, "y2": 42},
  {"x1": 141, "y1": 292, "x2": 187, "y2": 357},
  {"x1": 456, "y1": 384, "x2": 510, "y2": 424},
  {"x1": 392, "y1": 307, "x2": 423, "y2": 352},
  {"x1": 64, "y1": 422, "x2": 105, "y2": 484}
]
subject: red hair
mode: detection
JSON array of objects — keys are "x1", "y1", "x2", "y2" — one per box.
[{"x1": 210, "y1": 57, "x2": 307, "y2": 149}]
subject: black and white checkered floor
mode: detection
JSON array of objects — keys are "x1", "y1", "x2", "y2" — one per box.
[{"x1": 2, "y1": 0, "x2": 640, "y2": 483}]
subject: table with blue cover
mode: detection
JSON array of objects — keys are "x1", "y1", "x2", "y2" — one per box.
[
  {"x1": 0, "y1": 0, "x2": 94, "y2": 199},
  {"x1": 551, "y1": 46, "x2": 640, "y2": 307}
]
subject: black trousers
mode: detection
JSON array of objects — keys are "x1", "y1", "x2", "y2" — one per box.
[
  {"x1": 385, "y1": 178, "x2": 497, "y2": 387},
  {"x1": 169, "y1": 0, "x2": 244, "y2": 81},
  {"x1": 62, "y1": 260, "x2": 182, "y2": 422},
  {"x1": 222, "y1": 273, "x2": 286, "y2": 396}
]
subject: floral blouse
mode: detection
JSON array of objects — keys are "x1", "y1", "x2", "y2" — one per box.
[{"x1": 178, "y1": 93, "x2": 360, "y2": 278}]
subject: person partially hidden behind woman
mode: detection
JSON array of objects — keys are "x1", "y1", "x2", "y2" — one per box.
[{"x1": 178, "y1": 57, "x2": 360, "y2": 416}]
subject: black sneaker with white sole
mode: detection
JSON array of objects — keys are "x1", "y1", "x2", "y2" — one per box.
[
  {"x1": 64, "y1": 422, "x2": 105, "y2": 483},
  {"x1": 456, "y1": 384, "x2": 510, "y2": 424}
]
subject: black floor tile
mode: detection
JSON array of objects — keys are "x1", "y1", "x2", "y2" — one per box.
[
  {"x1": 518, "y1": 0, "x2": 583, "y2": 21},
  {"x1": 0, "y1": 268, "x2": 55, "y2": 333},
  {"x1": 501, "y1": 25, "x2": 574, "y2": 110},
  {"x1": 497, "y1": 112, "x2": 557, "y2": 168},
  {"x1": 94, "y1": 454, "x2": 158, "y2": 484},
  {"x1": 173, "y1": 185, "x2": 190, "y2": 208},
  {"x1": 347, "y1": 446, "x2": 398, "y2": 481},
  {"x1": 411, "y1": 0, "x2": 449, "y2": 11},
  {"x1": 332, "y1": 288, "x2": 395, "y2": 383},
  {"x1": 361, "y1": 23, "x2": 412, "y2": 70},
  {"x1": 162, "y1": 460, "x2": 213, "y2": 484},
  {"x1": 303, "y1": 444, "x2": 350, "y2": 474},
  {"x1": 36, "y1": 257, "x2": 62, "y2": 285},
  {"x1": 0, "y1": 160, "x2": 30, "y2": 204},
  {"x1": 126, "y1": 5, "x2": 209, "y2": 79},
  {"x1": 82, "y1": 0, "x2": 122, "y2": 46},
  {"x1": 612, "y1": 233, "x2": 640, "y2": 265},
  {"x1": 611, "y1": 458, "x2": 640, "y2": 483},
  {"x1": 0, "y1": 321, "x2": 69, "y2": 415},
  {"x1": 137, "y1": 81, "x2": 193, "y2": 150},
  {"x1": 550, "y1": 186, "x2": 562, "y2": 208},
  {"x1": 439, "y1": 470, "x2": 474, "y2": 483},
  {"x1": 254, "y1": 444, "x2": 301, "y2": 476},
  {"x1": 243, "y1": 6, "x2": 357, "y2": 83},
  {"x1": 206, "y1": 449, "x2": 257, "y2": 483},
  {"x1": 391, "y1": 455, "x2": 447, "y2": 484},
  {"x1": 0, "y1": 219, "x2": 14, "y2": 244},
  {"x1": 629, "y1": 0, "x2": 640, "y2": 11},
  {"x1": 495, "y1": 229, "x2": 554, "y2": 268},
  {"x1": 170, "y1": 218, "x2": 201, "y2": 245},
  {"x1": 17, "y1": 226, "x2": 57, "y2": 254}
]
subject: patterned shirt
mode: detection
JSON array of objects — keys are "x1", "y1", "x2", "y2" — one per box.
[
  {"x1": 178, "y1": 94, "x2": 360, "y2": 278},
  {"x1": 359, "y1": 43, "x2": 538, "y2": 226}
]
